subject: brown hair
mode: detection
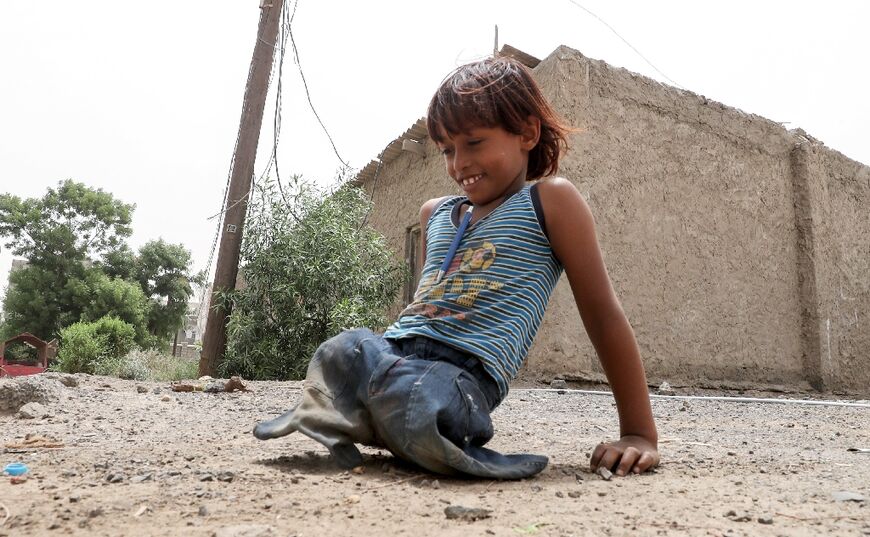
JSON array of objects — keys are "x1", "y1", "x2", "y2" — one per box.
[{"x1": 427, "y1": 56, "x2": 572, "y2": 181}]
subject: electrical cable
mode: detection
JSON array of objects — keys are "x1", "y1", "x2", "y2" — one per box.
[{"x1": 565, "y1": 0, "x2": 684, "y2": 90}]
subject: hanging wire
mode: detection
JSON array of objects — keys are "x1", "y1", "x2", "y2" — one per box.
[
  {"x1": 287, "y1": 0, "x2": 349, "y2": 169},
  {"x1": 565, "y1": 0, "x2": 684, "y2": 90},
  {"x1": 358, "y1": 150, "x2": 385, "y2": 230}
]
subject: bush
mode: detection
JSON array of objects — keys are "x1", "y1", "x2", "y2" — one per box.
[
  {"x1": 55, "y1": 322, "x2": 108, "y2": 374},
  {"x1": 95, "y1": 348, "x2": 197, "y2": 381},
  {"x1": 219, "y1": 176, "x2": 405, "y2": 380},
  {"x1": 54, "y1": 315, "x2": 136, "y2": 374}
]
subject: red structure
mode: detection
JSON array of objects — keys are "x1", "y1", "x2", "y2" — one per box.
[{"x1": 0, "y1": 333, "x2": 57, "y2": 377}]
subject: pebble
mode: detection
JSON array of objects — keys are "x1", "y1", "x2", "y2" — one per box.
[
  {"x1": 130, "y1": 473, "x2": 153, "y2": 483},
  {"x1": 657, "y1": 381, "x2": 675, "y2": 396},
  {"x1": 832, "y1": 491, "x2": 865, "y2": 502},
  {"x1": 432, "y1": 479, "x2": 441, "y2": 489},
  {"x1": 217, "y1": 471, "x2": 235, "y2": 483},
  {"x1": 17, "y1": 401, "x2": 49, "y2": 419},
  {"x1": 758, "y1": 515, "x2": 774, "y2": 525},
  {"x1": 160, "y1": 395, "x2": 172, "y2": 402},
  {"x1": 104, "y1": 472, "x2": 125, "y2": 483},
  {"x1": 550, "y1": 379, "x2": 567, "y2": 390},
  {"x1": 198, "y1": 505, "x2": 209, "y2": 516},
  {"x1": 568, "y1": 491, "x2": 582, "y2": 498},
  {"x1": 596, "y1": 467, "x2": 613, "y2": 481},
  {"x1": 204, "y1": 381, "x2": 226, "y2": 393},
  {"x1": 444, "y1": 505, "x2": 492, "y2": 521},
  {"x1": 136, "y1": 385, "x2": 148, "y2": 394}
]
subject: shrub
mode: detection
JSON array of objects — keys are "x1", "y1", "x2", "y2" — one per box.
[
  {"x1": 219, "y1": 176, "x2": 405, "y2": 380},
  {"x1": 54, "y1": 315, "x2": 136, "y2": 374},
  {"x1": 55, "y1": 322, "x2": 107, "y2": 374}
]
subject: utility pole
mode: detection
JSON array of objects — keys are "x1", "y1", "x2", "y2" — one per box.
[{"x1": 199, "y1": 0, "x2": 284, "y2": 377}]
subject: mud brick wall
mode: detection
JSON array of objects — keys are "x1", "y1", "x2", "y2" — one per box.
[{"x1": 358, "y1": 46, "x2": 869, "y2": 395}]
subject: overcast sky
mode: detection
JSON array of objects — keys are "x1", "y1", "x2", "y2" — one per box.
[{"x1": 1, "y1": 1, "x2": 868, "y2": 302}]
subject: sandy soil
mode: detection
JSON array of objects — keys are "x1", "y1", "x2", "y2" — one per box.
[{"x1": 1, "y1": 373, "x2": 868, "y2": 537}]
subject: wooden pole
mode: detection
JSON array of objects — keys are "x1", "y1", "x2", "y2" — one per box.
[{"x1": 199, "y1": 0, "x2": 283, "y2": 377}]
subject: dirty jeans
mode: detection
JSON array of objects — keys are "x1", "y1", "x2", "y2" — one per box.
[{"x1": 254, "y1": 328, "x2": 548, "y2": 479}]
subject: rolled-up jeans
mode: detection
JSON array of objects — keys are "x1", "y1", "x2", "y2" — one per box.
[{"x1": 254, "y1": 328, "x2": 548, "y2": 479}]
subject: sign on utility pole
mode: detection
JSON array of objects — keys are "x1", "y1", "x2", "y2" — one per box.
[{"x1": 199, "y1": 0, "x2": 284, "y2": 377}]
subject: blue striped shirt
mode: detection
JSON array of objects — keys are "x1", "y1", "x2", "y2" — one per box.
[{"x1": 384, "y1": 184, "x2": 564, "y2": 399}]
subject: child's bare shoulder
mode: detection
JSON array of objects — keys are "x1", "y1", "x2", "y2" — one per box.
[{"x1": 419, "y1": 196, "x2": 452, "y2": 224}]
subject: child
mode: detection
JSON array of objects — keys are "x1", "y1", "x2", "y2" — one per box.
[{"x1": 254, "y1": 56, "x2": 659, "y2": 479}]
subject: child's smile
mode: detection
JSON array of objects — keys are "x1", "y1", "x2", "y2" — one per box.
[{"x1": 437, "y1": 125, "x2": 537, "y2": 215}]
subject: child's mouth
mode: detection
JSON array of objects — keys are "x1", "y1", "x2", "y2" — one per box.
[{"x1": 461, "y1": 174, "x2": 484, "y2": 188}]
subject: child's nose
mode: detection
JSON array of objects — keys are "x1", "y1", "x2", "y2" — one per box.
[{"x1": 452, "y1": 148, "x2": 470, "y2": 172}]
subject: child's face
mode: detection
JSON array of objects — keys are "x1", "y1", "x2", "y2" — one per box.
[{"x1": 435, "y1": 123, "x2": 537, "y2": 208}]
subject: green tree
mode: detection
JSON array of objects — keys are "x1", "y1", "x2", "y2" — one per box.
[
  {"x1": 0, "y1": 180, "x2": 134, "y2": 341},
  {"x1": 219, "y1": 177, "x2": 405, "y2": 380},
  {"x1": 133, "y1": 239, "x2": 200, "y2": 344},
  {"x1": 0, "y1": 179, "x2": 133, "y2": 264}
]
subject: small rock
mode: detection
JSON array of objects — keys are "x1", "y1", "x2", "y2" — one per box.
[
  {"x1": 87, "y1": 507, "x2": 104, "y2": 518},
  {"x1": 596, "y1": 466, "x2": 613, "y2": 481},
  {"x1": 568, "y1": 491, "x2": 582, "y2": 498},
  {"x1": 160, "y1": 395, "x2": 172, "y2": 402},
  {"x1": 224, "y1": 376, "x2": 249, "y2": 392},
  {"x1": 198, "y1": 505, "x2": 209, "y2": 517},
  {"x1": 198, "y1": 376, "x2": 214, "y2": 381},
  {"x1": 136, "y1": 385, "x2": 148, "y2": 394},
  {"x1": 17, "y1": 401, "x2": 50, "y2": 419},
  {"x1": 758, "y1": 515, "x2": 774, "y2": 525},
  {"x1": 130, "y1": 473, "x2": 153, "y2": 483},
  {"x1": 657, "y1": 381, "x2": 675, "y2": 396},
  {"x1": 217, "y1": 471, "x2": 235, "y2": 483},
  {"x1": 151, "y1": 387, "x2": 162, "y2": 394},
  {"x1": 444, "y1": 505, "x2": 491, "y2": 521},
  {"x1": 204, "y1": 381, "x2": 225, "y2": 393},
  {"x1": 351, "y1": 466, "x2": 365, "y2": 475},
  {"x1": 345, "y1": 495, "x2": 361, "y2": 504},
  {"x1": 550, "y1": 378, "x2": 567, "y2": 390},
  {"x1": 832, "y1": 491, "x2": 865, "y2": 502},
  {"x1": 555, "y1": 491, "x2": 564, "y2": 498},
  {"x1": 432, "y1": 479, "x2": 441, "y2": 490},
  {"x1": 105, "y1": 472, "x2": 125, "y2": 483},
  {"x1": 199, "y1": 473, "x2": 215, "y2": 482}
]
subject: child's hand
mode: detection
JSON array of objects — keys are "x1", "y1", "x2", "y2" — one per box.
[{"x1": 590, "y1": 435, "x2": 659, "y2": 476}]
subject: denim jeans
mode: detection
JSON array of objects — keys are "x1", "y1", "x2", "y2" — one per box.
[{"x1": 254, "y1": 328, "x2": 548, "y2": 479}]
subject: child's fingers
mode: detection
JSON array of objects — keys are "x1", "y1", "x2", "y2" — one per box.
[
  {"x1": 589, "y1": 443, "x2": 608, "y2": 469},
  {"x1": 590, "y1": 443, "x2": 621, "y2": 472},
  {"x1": 630, "y1": 451, "x2": 659, "y2": 474},
  {"x1": 614, "y1": 446, "x2": 641, "y2": 476}
]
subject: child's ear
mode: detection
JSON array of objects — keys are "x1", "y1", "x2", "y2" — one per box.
[{"x1": 520, "y1": 116, "x2": 541, "y2": 150}]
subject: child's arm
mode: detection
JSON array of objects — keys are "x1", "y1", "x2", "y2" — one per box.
[{"x1": 538, "y1": 178, "x2": 659, "y2": 476}]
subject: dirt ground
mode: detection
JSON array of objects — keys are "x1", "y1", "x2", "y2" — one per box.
[{"x1": 1, "y1": 373, "x2": 868, "y2": 537}]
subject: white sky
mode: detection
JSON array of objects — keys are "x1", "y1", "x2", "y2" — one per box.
[{"x1": 1, "y1": 1, "x2": 868, "y2": 303}]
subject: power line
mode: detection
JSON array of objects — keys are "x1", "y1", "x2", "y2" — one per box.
[
  {"x1": 287, "y1": 0, "x2": 349, "y2": 169},
  {"x1": 565, "y1": 0, "x2": 684, "y2": 90}
]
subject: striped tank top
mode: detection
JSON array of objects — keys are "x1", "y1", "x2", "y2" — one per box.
[{"x1": 383, "y1": 184, "x2": 564, "y2": 399}]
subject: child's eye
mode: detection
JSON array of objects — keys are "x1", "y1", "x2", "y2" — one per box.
[
  {"x1": 440, "y1": 147, "x2": 454, "y2": 156},
  {"x1": 467, "y1": 139, "x2": 482, "y2": 146}
]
